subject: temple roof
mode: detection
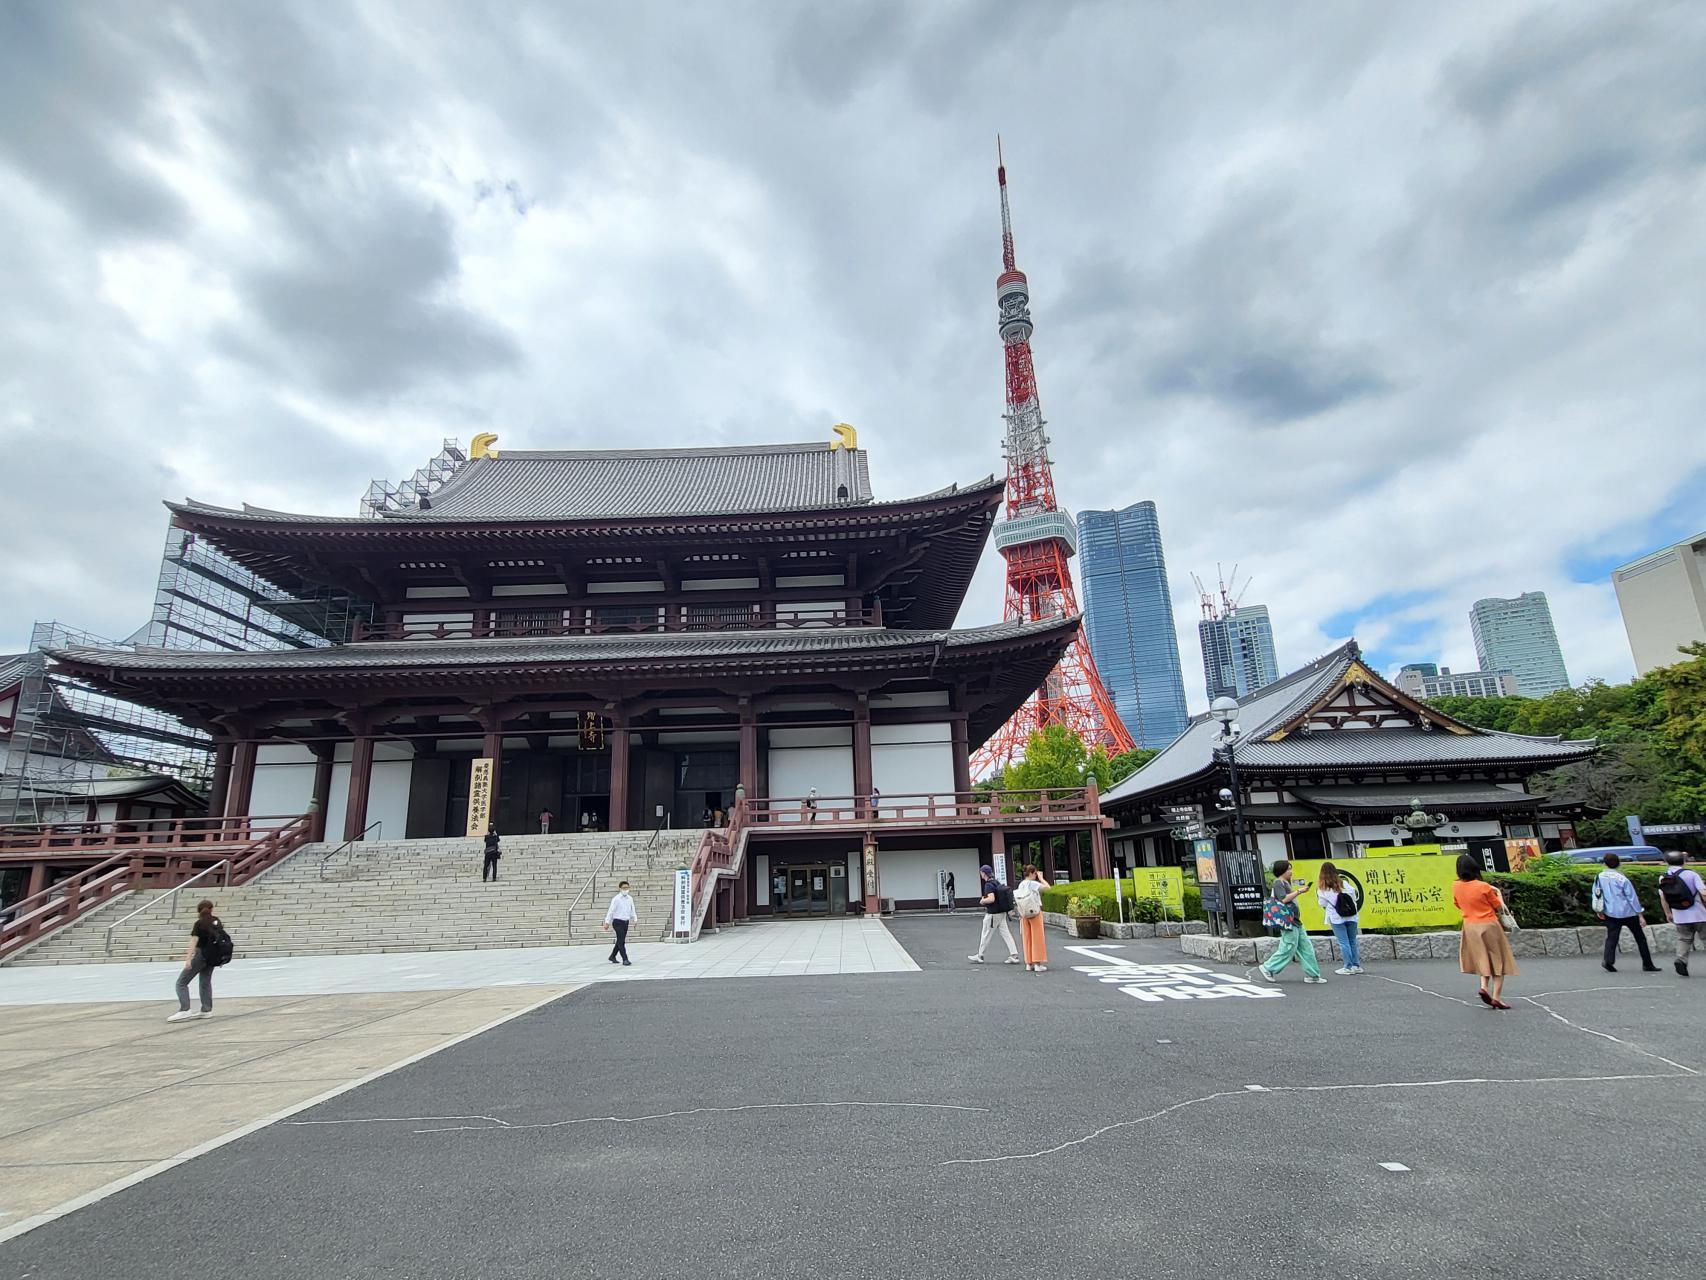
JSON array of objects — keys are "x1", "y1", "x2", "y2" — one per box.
[
  {"x1": 388, "y1": 443, "x2": 875, "y2": 521},
  {"x1": 47, "y1": 616, "x2": 1081, "y2": 743},
  {"x1": 1104, "y1": 640, "x2": 1597, "y2": 806}
]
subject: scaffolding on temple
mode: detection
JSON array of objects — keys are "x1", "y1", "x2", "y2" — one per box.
[{"x1": 359, "y1": 437, "x2": 470, "y2": 516}]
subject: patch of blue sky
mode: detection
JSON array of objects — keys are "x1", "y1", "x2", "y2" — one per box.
[{"x1": 1562, "y1": 464, "x2": 1706, "y2": 584}]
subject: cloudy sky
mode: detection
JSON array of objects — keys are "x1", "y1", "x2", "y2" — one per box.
[{"x1": 2, "y1": 1, "x2": 1702, "y2": 708}]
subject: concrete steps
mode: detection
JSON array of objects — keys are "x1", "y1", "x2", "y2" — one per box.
[{"x1": 7, "y1": 830, "x2": 706, "y2": 965}]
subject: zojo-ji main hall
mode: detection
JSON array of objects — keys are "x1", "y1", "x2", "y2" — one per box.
[{"x1": 7, "y1": 431, "x2": 1113, "y2": 950}]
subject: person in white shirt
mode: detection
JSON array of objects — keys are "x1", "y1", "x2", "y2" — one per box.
[
  {"x1": 603, "y1": 881, "x2": 637, "y2": 966},
  {"x1": 1657, "y1": 851, "x2": 1706, "y2": 977},
  {"x1": 1316, "y1": 862, "x2": 1363, "y2": 975}
]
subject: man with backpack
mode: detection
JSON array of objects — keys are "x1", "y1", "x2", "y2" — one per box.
[
  {"x1": 482, "y1": 825, "x2": 502, "y2": 882},
  {"x1": 1657, "y1": 851, "x2": 1706, "y2": 977},
  {"x1": 168, "y1": 898, "x2": 232, "y2": 1023},
  {"x1": 967, "y1": 864, "x2": 1021, "y2": 965}
]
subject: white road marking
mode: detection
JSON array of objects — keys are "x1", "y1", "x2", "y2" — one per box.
[
  {"x1": 289, "y1": 1099, "x2": 991, "y2": 1136},
  {"x1": 1066, "y1": 947, "x2": 1284, "y2": 1004},
  {"x1": 1380, "y1": 1162, "x2": 1411, "y2": 1172}
]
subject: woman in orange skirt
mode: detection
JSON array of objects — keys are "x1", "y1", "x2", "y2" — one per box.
[
  {"x1": 1014, "y1": 864, "x2": 1052, "y2": 972},
  {"x1": 1453, "y1": 854, "x2": 1518, "y2": 1009}
]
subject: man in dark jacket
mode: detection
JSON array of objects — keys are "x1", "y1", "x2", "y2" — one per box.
[
  {"x1": 482, "y1": 826, "x2": 501, "y2": 882},
  {"x1": 967, "y1": 864, "x2": 1020, "y2": 965}
]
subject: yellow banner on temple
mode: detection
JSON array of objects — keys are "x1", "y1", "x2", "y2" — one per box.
[
  {"x1": 1292, "y1": 855, "x2": 1462, "y2": 930},
  {"x1": 465, "y1": 758, "x2": 495, "y2": 838}
]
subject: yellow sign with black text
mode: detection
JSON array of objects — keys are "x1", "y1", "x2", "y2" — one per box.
[
  {"x1": 1292, "y1": 855, "x2": 1462, "y2": 931},
  {"x1": 1124, "y1": 866, "x2": 1187, "y2": 909}
]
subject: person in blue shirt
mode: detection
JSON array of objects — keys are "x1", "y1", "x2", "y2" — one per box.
[{"x1": 1594, "y1": 853, "x2": 1660, "y2": 974}]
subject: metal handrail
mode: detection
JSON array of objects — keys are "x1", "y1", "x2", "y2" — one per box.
[
  {"x1": 318, "y1": 821, "x2": 385, "y2": 880},
  {"x1": 104, "y1": 859, "x2": 230, "y2": 955},
  {"x1": 565, "y1": 843, "x2": 620, "y2": 938}
]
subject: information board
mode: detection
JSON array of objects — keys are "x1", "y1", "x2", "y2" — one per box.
[
  {"x1": 673, "y1": 867, "x2": 693, "y2": 935},
  {"x1": 1291, "y1": 855, "x2": 1461, "y2": 931},
  {"x1": 1126, "y1": 866, "x2": 1186, "y2": 908}
]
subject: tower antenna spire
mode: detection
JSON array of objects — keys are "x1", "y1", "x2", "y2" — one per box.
[{"x1": 971, "y1": 144, "x2": 1134, "y2": 778}]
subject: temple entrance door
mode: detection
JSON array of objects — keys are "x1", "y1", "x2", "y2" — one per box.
[{"x1": 780, "y1": 865, "x2": 834, "y2": 916}]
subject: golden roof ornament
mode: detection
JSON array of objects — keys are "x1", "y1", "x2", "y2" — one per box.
[
  {"x1": 470, "y1": 432, "x2": 500, "y2": 459},
  {"x1": 829, "y1": 423, "x2": 857, "y2": 452}
]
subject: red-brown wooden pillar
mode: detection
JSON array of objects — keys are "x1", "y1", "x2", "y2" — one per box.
[
  {"x1": 206, "y1": 741, "x2": 233, "y2": 817},
  {"x1": 950, "y1": 714, "x2": 971, "y2": 796},
  {"x1": 852, "y1": 696, "x2": 873, "y2": 818},
  {"x1": 609, "y1": 710, "x2": 630, "y2": 832},
  {"x1": 738, "y1": 699, "x2": 758, "y2": 800},
  {"x1": 309, "y1": 743, "x2": 335, "y2": 841},
  {"x1": 25, "y1": 862, "x2": 50, "y2": 900},
  {"x1": 343, "y1": 734, "x2": 375, "y2": 842},
  {"x1": 226, "y1": 740, "x2": 258, "y2": 820}
]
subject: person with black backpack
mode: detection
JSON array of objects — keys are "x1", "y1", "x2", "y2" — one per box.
[
  {"x1": 967, "y1": 864, "x2": 1021, "y2": 965},
  {"x1": 167, "y1": 899, "x2": 231, "y2": 1023},
  {"x1": 1656, "y1": 851, "x2": 1705, "y2": 977},
  {"x1": 1316, "y1": 862, "x2": 1363, "y2": 975},
  {"x1": 482, "y1": 825, "x2": 502, "y2": 882}
]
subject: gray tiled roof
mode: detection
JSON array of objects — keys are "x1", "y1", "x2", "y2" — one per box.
[
  {"x1": 397, "y1": 444, "x2": 875, "y2": 521},
  {"x1": 1292, "y1": 783, "x2": 1544, "y2": 810},
  {"x1": 0, "y1": 651, "x2": 32, "y2": 691},
  {"x1": 46, "y1": 617, "x2": 1073, "y2": 676},
  {"x1": 1104, "y1": 640, "x2": 1596, "y2": 804}
]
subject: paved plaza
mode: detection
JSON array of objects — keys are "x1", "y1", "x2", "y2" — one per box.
[{"x1": 1, "y1": 915, "x2": 1702, "y2": 1278}]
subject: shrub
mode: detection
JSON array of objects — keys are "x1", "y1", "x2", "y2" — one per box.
[
  {"x1": 1038, "y1": 878, "x2": 1201, "y2": 923},
  {"x1": 1124, "y1": 896, "x2": 1163, "y2": 924},
  {"x1": 1486, "y1": 865, "x2": 1671, "y2": 928},
  {"x1": 1066, "y1": 894, "x2": 1105, "y2": 919}
]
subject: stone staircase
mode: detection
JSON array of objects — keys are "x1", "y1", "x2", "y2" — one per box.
[{"x1": 6, "y1": 830, "x2": 706, "y2": 965}]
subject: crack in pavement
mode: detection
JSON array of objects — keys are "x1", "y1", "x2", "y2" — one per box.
[{"x1": 287, "y1": 1100, "x2": 992, "y2": 1135}]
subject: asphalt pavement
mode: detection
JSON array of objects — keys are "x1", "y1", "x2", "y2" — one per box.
[{"x1": 2, "y1": 915, "x2": 1700, "y2": 1280}]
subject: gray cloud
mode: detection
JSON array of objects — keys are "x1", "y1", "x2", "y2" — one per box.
[{"x1": 1, "y1": 0, "x2": 1703, "y2": 708}]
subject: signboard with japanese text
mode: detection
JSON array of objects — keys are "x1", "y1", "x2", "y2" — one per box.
[
  {"x1": 1125, "y1": 866, "x2": 1186, "y2": 909},
  {"x1": 673, "y1": 867, "x2": 693, "y2": 934},
  {"x1": 1292, "y1": 855, "x2": 1461, "y2": 931},
  {"x1": 464, "y1": 758, "x2": 495, "y2": 838}
]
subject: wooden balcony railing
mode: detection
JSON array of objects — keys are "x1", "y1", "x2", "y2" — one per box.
[
  {"x1": 0, "y1": 816, "x2": 307, "y2": 860},
  {"x1": 352, "y1": 606, "x2": 881, "y2": 643},
  {"x1": 0, "y1": 814, "x2": 314, "y2": 961},
  {"x1": 741, "y1": 788, "x2": 1100, "y2": 827}
]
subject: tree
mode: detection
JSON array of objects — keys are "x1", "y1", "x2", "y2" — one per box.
[
  {"x1": 1108, "y1": 747, "x2": 1158, "y2": 784},
  {"x1": 997, "y1": 724, "x2": 1112, "y2": 794}
]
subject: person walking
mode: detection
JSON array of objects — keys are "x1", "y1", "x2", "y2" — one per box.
[
  {"x1": 1593, "y1": 852, "x2": 1661, "y2": 973},
  {"x1": 944, "y1": 870, "x2": 957, "y2": 912},
  {"x1": 481, "y1": 825, "x2": 501, "y2": 882},
  {"x1": 1013, "y1": 864, "x2": 1052, "y2": 972},
  {"x1": 1453, "y1": 855, "x2": 1518, "y2": 1009},
  {"x1": 1256, "y1": 860, "x2": 1324, "y2": 984},
  {"x1": 967, "y1": 864, "x2": 1020, "y2": 965},
  {"x1": 538, "y1": 808, "x2": 553, "y2": 835},
  {"x1": 1317, "y1": 862, "x2": 1363, "y2": 975},
  {"x1": 1657, "y1": 851, "x2": 1706, "y2": 976},
  {"x1": 804, "y1": 786, "x2": 819, "y2": 824},
  {"x1": 603, "y1": 880, "x2": 637, "y2": 966},
  {"x1": 167, "y1": 899, "x2": 226, "y2": 1023}
]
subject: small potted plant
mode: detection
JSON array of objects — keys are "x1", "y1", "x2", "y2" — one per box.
[{"x1": 1068, "y1": 894, "x2": 1104, "y2": 939}]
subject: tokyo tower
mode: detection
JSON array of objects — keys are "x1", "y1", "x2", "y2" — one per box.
[{"x1": 970, "y1": 143, "x2": 1134, "y2": 778}]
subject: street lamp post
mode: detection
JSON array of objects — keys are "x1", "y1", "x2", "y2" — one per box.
[{"x1": 1209, "y1": 696, "x2": 1247, "y2": 936}]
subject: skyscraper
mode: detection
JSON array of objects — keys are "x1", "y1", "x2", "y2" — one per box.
[
  {"x1": 1469, "y1": 592, "x2": 1570, "y2": 697},
  {"x1": 1611, "y1": 529, "x2": 1706, "y2": 675},
  {"x1": 1200, "y1": 604, "x2": 1279, "y2": 701},
  {"x1": 1078, "y1": 502, "x2": 1190, "y2": 749}
]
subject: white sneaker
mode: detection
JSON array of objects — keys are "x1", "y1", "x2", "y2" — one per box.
[
  {"x1": 1025, "y1": 963, "x2": 1034, "y2": 971},
  {"x1": 967, "y1": 955, "x2": 984, "y2": 964},
  {"x1": 1003, "y1": 955, "x2": 1021, "y2": 965},
  {"x1": 1304, "y1": 975, "x2": 1327, "y2": 984},
  {"x1": 166, "y1": 1010, "x2": 198, "y2": 1023},
  {"x1": 1349, "y1": 966, "x2": 1365, "y2": 974},
  {"x1": 1035, "y1": 964, "x2": 1047, "y2": 972},
  {"x1": 1334, "y1": 967, "x2": 1354, "y2": 976},
  {"x1": 1255, "y1": 967, "x2": 1278, "y2": 984},
  {"x1": 197, "y1": 1009, "x2": 214, "y2": 1019}
]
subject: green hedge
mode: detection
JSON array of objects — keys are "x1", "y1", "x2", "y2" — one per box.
[
  {"x1": 1038, "y1": 878, "x2": 1208, "y2": 923},
  {"x1": 1487, "y1": 865, "x2": 1672, "y2": 929}
]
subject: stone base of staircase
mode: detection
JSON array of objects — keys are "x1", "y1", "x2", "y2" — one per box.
[{"x1": 6, "y1": 830, "x2": 707, "y2": 966}]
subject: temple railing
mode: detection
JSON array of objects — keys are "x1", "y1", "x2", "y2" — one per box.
[
  {"x1": 741, "y1": 788, "x2": 1100, "y2": 828},
  {"x1": 353, "y1": 606, "x2": 881, "y2": 643},
  {"x1": 0, "y1": 816, "x2": 307, "y2": 859},
  {"x1": 682, "y1": 800, "x2": 747, "y2": 943},
  {"x1": 0, "y1": 813, "x2": 314, "y2": 962}
]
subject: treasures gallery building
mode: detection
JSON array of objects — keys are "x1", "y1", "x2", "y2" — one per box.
[{"x1": 48, "y1": 434, "x2": 1099, "y2": 914}]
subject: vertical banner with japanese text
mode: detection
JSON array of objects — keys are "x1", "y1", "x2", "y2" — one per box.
[{"x1": 465, "y1": 757, "x2": 495, "y2": 838}]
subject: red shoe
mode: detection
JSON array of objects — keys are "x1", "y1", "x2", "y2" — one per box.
[
  {"x1": 1492, "y1": 999, "x2": 1513, "y2": 1010},
  {"x1": 1477, "y1": 987, "x2": 1495, "y2": 1007}
]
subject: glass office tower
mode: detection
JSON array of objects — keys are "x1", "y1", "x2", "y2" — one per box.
[{"x1": 1078, "y1": 502, "x2": 1191, "y2": 749}]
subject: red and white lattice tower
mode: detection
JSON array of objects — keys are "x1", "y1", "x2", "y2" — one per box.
[{"x1": 970, "y1": 143, "x2": 1134, "y2": 778}]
